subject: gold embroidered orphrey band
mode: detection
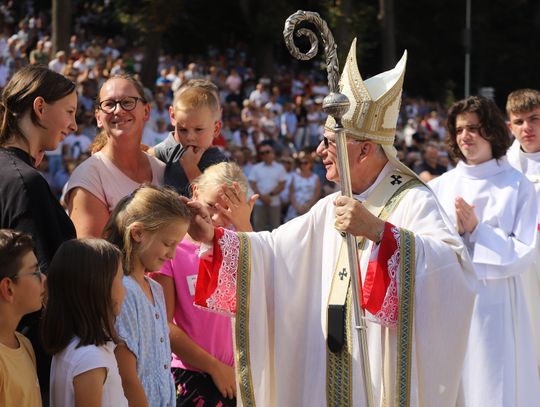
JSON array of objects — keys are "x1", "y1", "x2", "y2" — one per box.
[
  {"x1": 326, "y1": 174, "x2": 421, "y2": 407},
  {"x1": 235, "y1": 232, "x2": 256, "y2": 407}
]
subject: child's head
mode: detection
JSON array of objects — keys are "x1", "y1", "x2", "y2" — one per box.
[
  {"x1": 41, "y1": 238, "x2": 123, "y2": 354},
  {"x1": 170, "y1": 85, "x2": 221, "y2": 150},
  {"x1": 104, "y1": 185, "x2": 191, "y2": 274},
  {"x1": 506, "y1": 88, "x2": 540, "y2": 153},
  {"x1": 0, "y1": 229, "x2": 43, "y2": 316},
  {"x1": 192, "y1": 162, "x2": 248, "y2": 227}
]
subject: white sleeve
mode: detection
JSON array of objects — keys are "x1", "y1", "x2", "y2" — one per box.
[
  {"x1": 468, "y1": 177, "x2": 537, "y2": 279},
  {"x1": 71, "y1": 345, "x2": 111, "y2": 379}
]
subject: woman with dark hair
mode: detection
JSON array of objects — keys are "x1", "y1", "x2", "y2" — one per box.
[
  {"x1": 65, "y1": 74, "x2": 165, "y2": 238},
  {"x1": 0, "y1": 64, "x2": 78, "y2": 402},
  {"x1": 430, "y1": 96, "x2": 540, "y2": 405}
]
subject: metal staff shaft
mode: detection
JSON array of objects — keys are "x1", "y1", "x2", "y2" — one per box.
[
  {"x1": 284, "y1": 11, "x2": 374, "y2": 407},
  {"x1": 335, "y1": 124, "x2": 375, "y2": 407}
]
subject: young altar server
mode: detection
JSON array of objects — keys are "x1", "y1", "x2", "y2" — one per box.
[
  {"x1": 430, "y1": 95, "x2": 540, "y2": 407},
  {"x1": 506, "y1": 88, "x2": 540, "y2": 374}
]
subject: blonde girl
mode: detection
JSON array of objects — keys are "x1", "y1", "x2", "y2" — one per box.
[{"x1": 103, "y1": 185, "x2": 191, "y2": 407}]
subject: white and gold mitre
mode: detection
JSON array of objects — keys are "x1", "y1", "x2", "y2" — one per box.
[{"x1": 325, "y1": 38, "x2": 407, "y2": 145}]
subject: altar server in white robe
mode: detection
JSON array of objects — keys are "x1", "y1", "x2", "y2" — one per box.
[
  {"x1": 189, "y1": 39, "x2": 476, "y2": 407},
  {"x1": 430, "y1": 95, "x2": 540, "y2": 407},
  {"x1": 506, "y1": 88, "x2": 540, "y2": 374}
]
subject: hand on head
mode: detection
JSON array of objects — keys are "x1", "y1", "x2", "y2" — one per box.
[{"x1": 183, "y1": 196, "x2": 214, "y2": 243}]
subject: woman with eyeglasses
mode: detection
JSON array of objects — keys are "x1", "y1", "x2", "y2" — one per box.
[
  {"x1": 0, "y1": 65, "x2": 78, "y2": 404},
  {"x1": 430, "y1": 96, "x2": 540, "y2": 406},
  {"x1": 284, "y1": 150, "x2": 321, "y2": 222},
  {"x1": 65, "y1": 74, "x2": 165, "y2": 238}
]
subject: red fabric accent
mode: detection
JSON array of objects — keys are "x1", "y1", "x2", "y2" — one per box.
[
  {"x1": 212, "y1": 132, "x2": 226, "y2": 147},
  {"x1": 362, "y1": 222, "x2": 398, "y2": 315},
  {"x1": 193, "y1": 227, "x2": 224, "y2": 308}
]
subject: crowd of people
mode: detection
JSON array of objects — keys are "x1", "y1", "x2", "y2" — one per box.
[
  {"x1": 1, "y1": 4, "x2": 540, "y2": 407},
  {"x1": 1, "y1": 6, "x2": 454, "y2": 230}
]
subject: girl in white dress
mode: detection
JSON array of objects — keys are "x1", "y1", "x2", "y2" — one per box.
[{"x1": 43, "y1": 239, "x2": 128, "y2": 407}]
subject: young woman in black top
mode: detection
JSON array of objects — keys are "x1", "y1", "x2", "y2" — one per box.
[{"x1": 0, "y1": 65, "x2": 78, "y2": 402}]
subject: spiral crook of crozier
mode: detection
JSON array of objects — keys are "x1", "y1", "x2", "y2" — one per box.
[{"x1": 283, "y1": 10, "x2": 340, "y2": 94}]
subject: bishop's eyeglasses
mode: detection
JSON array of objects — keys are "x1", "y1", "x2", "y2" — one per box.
[{"x1": 322, "y1": 135, "x2": 361, "y2": 149}]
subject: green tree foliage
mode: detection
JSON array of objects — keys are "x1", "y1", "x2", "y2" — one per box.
[
  {"x1": 395, "y1": 0, "x2": 540, "y2": 105},
  {"x1": 110, "y1": 0, "x2": 182, "y2": 87},
  {"x1": 66, "y1": 0, "x2": 540, "y2": 105}
]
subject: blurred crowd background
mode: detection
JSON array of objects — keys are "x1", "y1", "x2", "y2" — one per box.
[{"x1": 0, "y1": 0, "x2": 510, "y2": 225}]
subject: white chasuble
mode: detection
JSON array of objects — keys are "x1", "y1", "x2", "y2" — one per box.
[
  {"x1": 195, "y1": 163, "x2": 475, "y2": 407},
  {"x1": 508, "y1": 139, "x2": 540, "y2": 372},
  {"x1": 430, "y1": 157, "x2": 540, "y2": 407}
]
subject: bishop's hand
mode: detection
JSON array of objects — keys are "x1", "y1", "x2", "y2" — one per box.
[
  {"x1": 215, "y1": 182, "x2": 258, "y2": 232},
  {"x1": 334, "y1": 196, "x2": 385, "y2": 243},
  {"x1": 183, "y1": 198, "x2": 215, "y2": 243}
]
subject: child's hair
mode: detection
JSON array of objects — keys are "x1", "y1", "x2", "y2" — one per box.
[
  {"x1": 173, "y1": 86, "x2": 220, "y2": 119},
  {"x1": 41, "y1": 238, "x2": 122, "y2": 355},
  {"x1": 176, "y1": 79, "x2": 220, "y2": 106},
  {"x1": 506, "y1": 88, "x2": 540, "y2": 116},
  {"x1": 103, "y1": 185, "x2": 191, "y2": 275},
  {"x1": 192, "y1": 162, "x2": 248, "y2": 199},
  {"x1": 0, "y1": 65, "x2": 76, "y2": 147},
  {"x1": 0, "y1": 229, "x2": 35, "y2": 280}
]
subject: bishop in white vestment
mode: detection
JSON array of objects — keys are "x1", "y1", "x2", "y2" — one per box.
[{"x1": 191, "y1": 41, "x2": 476, "y2": 407}]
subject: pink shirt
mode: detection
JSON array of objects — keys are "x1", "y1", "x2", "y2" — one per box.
[
  {"x1": 159, "y1": 239, "x2": 234, "y2": 371},
  {"x1": 65, "y1": 151, "x2": 165, "y2": 213}
]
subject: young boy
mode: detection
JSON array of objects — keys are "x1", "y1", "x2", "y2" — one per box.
[
  {"x1": 152, "y1": 80, "x2": 228, "y2": 196},
  {"x1": 0, "y1": 229, "x2": 44, "y2": 406},
  {"x1": 506, "y1": 88, "x2": 540, "y2": 374}
]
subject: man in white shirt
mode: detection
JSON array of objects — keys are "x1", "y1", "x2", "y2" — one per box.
[
  {"x1": 249, "y1": 83, "x2": 269, "y2": 107},
  {"x1": 248, "y1": 141, "x2": 286, "y2": 231},
  {"x1": 48, "y1": 51, "x2": 66, "y2": 74}
]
